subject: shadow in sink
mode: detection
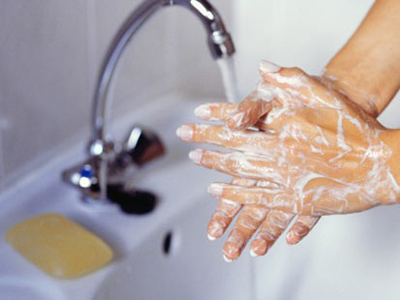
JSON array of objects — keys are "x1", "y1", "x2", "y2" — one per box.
[{"x1": 94, "y1": 199, "x2": 252, "y2": 300}]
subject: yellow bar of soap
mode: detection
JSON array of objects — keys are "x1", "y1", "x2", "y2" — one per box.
[{"x1": 4, "y1": 213, "x2": 113, "y2": 279}]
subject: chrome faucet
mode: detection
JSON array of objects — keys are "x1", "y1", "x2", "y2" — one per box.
[{"x1": 62, "y1": 0, "x2": 235, "y2": 204}]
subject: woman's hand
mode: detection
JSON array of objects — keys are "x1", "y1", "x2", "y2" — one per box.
[
  {"x1": 178, "y1": 0, "x2": 400, "y2": 261},
  {"x1": 191, "y1": 100, "x2": 319, "y2": 260},
  {"x1": 178, "y1": 61, "x2": 400, "y2": 217}
]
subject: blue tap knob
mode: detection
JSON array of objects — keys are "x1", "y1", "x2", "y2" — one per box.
[{"x1": 80, "y1": 165, "x2": 93, "y2": 178}]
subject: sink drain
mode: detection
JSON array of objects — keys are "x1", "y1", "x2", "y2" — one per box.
[{"x1": 162, "y1": 231, "x2": 173, "y2": 256}]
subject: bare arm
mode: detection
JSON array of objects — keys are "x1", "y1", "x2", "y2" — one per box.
[
  {"x1": 177, "y1": 0, "x2": 400, "y2": 261},
  {"x1": 325, "y1": 0, "x2": 400, "y2": 116}
]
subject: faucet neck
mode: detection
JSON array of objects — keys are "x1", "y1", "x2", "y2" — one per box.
[{"x1": 91, "y1": 0, "x2": 234, "y2": 147}]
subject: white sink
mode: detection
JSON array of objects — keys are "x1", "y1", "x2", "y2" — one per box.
[
  {"x1": 1, "y1": 93, "x2": 400, "y2": 300},
  {"x1": 0, "y1": 94, "x2": 253, "y2": 299},
  {"x1": 94, "y1": 198, "x2": 251, "y2": 300}
]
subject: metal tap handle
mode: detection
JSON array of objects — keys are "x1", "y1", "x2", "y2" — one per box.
[{"x1": 120, "y1": 125, "x2": 165, "y2": 167}]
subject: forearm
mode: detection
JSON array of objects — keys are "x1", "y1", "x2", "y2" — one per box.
[{"x1": 324, "y1": 0, "x2": 400, "y2": 117}]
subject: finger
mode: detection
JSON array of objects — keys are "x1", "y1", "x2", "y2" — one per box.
[
  {"x1": 207, "y1": 199, "x2": 242, "y2": 240},
  {"x1": 189, "y1": 148, "x2": 284, "y2": 183},
  {"x1": 286, "y1": 216, "x2": 320, "y2": 245},
  {"x1": 176, "y1": 124, "x2": 278, "y2": 153},
  {"x1": 250, "y1": 210, "x2": 295, "y2": 256},
  {"x1": 225, "y1": 91, "x2": 274, "y2": 130},
  {"x1": 259, "y1": 60, "x2": 338, "y2": 109},
  {"x1": 194, "y1": 102, "x2": 237, "y2": 121},
  {"x1": 208, "y1": 182, "x2": 297, "y2": 214},
  {"x1": 207, "y1": 177, "x2": 257, "y2": 240},
  {"x1": 222, "y1": 205, "x2": 268, "y2": 262}
]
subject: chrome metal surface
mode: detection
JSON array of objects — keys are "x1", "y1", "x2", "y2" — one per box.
[
  {"x1": 92, "y1": 0, "x2": 234, "y2": 143},
  {"x1": 62, "y1": 0, "x2": 235, "y2": 202},
  {"x1": 62, "y1": 126, "x2": 165, "y2": 201}
]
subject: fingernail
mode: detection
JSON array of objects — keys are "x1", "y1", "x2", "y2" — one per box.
[
  {"x1": 208, "y1": 183, "x2": 223, "y2": 197},
  {"x1": 227, "y1": 112, "x2": 245, "y2": 129},
  {"x1": 194, "y1": 104, "x2": 210, "y2": 119},
  {"x1": 260, "y1": 60, "x2": 281, "y2": 73},
  {"x1": 250, "y1": 249, "x2": 259, "y2": 257},
  {"x1": 188, "y1": 149, "x2": 202, "y2": 164},
  {"x1": 286, "y1": 231, "x2": 300, "y2": 245},
  {"x1": 208, "y1": 220, "x2": 223, "y2": 238},
  {"x1": 176, "y1": 125, "x2": 193, "y2": 141},
  {"x1": 221, "y1": 198, "x2": 239, "y2": 206},
  {"x1": 223, "y1": 254, "x2": 233, "y2": 263},
  {"x1": 208, "y1": 234, "x2": 217, "y2": 241},
  {"x1": 251, "y1": 239, "x2": 268, "y2": 256}
]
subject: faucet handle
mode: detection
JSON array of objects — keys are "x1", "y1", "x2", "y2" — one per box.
[
  {"x1": 118, "y1": 125, "x2": 165, "y2": 167},
  {"x1": 106, "y1": 125, "x2": 165, "y2": 186}
]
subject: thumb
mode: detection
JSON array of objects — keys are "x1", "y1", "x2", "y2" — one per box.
[{"x1": 226, "y1": 90, "x2": 274, "y2": 129}]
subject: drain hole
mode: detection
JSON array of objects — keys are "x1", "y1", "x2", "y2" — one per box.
[{"x1": 162, "y1": 231, "x2": 173, "y2": 256}]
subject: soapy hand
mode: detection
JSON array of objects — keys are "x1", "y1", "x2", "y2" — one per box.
[
  {"x1": 178, "y1": 61, "x2": 400, "y2": 221},
  {"x1": 192, "y1": 102, "x2": 319, "y2": 260}
]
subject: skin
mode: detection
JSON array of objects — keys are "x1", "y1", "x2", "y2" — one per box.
[
  {"x1": 194, "y1": 101, "x2": 318, "y2": 259},
  {"x1": 177, "y1": 0, "x2": 400, "y2": 262},
  {"x1": 181, "y1": 61, "x2": 400, "y2": 209},
  {"x1": 198, "y1": 113, "x2": 317, "y2": 259},
  {"x1": 324, "y1": 0, "x2": 400, "y2": 117}
]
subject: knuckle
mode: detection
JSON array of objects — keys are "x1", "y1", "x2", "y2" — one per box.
[
  {"x1": 280, "y1": 66, "x2": 306, "y2": 79},
  {"x1": 290, "y1": 66, "x2": 305, "y2": 76},
  {"x1": 258, "y1": 228, "x2": 278, "y2": 241},
  {"x1": 247, "y1": 206, "x2": 268, "y2": 221},
  {"x1": 292, "y1": 222, "x2": 309, "y2": 236},
  {"x1": 269, "y1": 212, "x2": 290, "y2": 230}
]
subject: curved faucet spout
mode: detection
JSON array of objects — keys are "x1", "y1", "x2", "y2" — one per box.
[
  {"x1": 62, "y1": 0, "x2": 236, "y2": 202},
  {"x1": 91, "y1": 0, "x2": 235, "y2": 146}
]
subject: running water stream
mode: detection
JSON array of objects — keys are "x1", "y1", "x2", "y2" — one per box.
[{"x1": 217, "y1": 57, "x2": 240, "y2": 103}]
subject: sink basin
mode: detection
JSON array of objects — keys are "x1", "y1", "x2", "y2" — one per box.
[
  {"x1": 95, "y1": 198, "x2": 252, "y2": 300},
  {"x1": 0, "y1": 94, "x2": 253, "y2": 299},
  {"x1": 0, "y1": 277, "x2": 64, "y2": 300},
  {"x1": 2, "y1": 93, "x2": 400, "y2": 300}
]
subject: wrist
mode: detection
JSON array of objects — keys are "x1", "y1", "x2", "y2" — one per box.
[
  {"x1": 322, "y1": 66, "x2": 380, "y2": 117},
  {"x1": 380, "y1": 129, "x2": 400, "y2": 203}
]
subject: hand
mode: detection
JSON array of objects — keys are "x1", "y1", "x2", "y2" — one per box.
[
  {"x1": 178, "y1": 61, "x2": 400, "y2": 218},
  {"x1": 191, "y1": 101, "x2": 319, "y2": 260},
  {"x1": 191, "y1": 74, "x2": 341, "y2": 260}
]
